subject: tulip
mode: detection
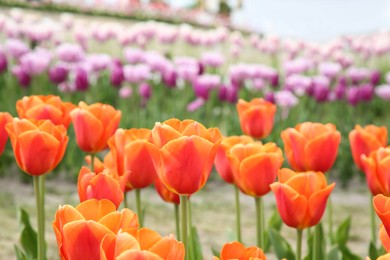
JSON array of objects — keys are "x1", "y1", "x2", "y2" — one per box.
[
  {"x1": 374, "y1": 194, "x2": 390, "y2": 239},
  {"x1": 12, "y1": 66, "x2": 31, "y2": 88},
  {"x1": 271, "y1": 168, "x2": 335, "y2": 229},
  {"x1": 380, "y1": 224, "x2": 390, "y2": 252},
  {"x1": 0, "y1": 51, "x2": 8, "y2": 74},
  {"x1": 281, "y1": 122, "x2": 341, "y2": 172},
  {"x1": 16, "y1": 95, "x2": 76, "y2": 128},
  {"x1": 236, "y1": 98, "x2": 276, "y2": 139},
  {"x1": 227, "y1": 142, "x2": 283, "y2": 247},
  {"x1": 49, "y1": 65, "x2": 68, "y2": 85},
  {"x1": 151, "y1": 118, "x2": 222, "y2": 195},
  {"x1": 70, "y1": 101, "x2": 121, "y2": 155},
  {"x1": 74, "y1": 68, "x2": 89, "y2": 91},
  {"x1": 78, "y1": 166, "x2": 126, "y2": 209},
  {"x1": 271, "y1": 169, "x2": 335, "y2": 260},
  {"x1": 0, "y1": 112, "x2": 12, "y2": 157},
  {"x1": 106, "y1": 128, "x2": 159, "y2": 226},
  {"x1": 7, "y1": 118, "x2": 69, "y2": 260},
  {"x1": 349, "y1": 125, "x2": 387, "y2": 171},
  {"x1": 53, "y1": 199, "x2": 139, "y2": 260},
  {"x1": 361, "y1": 147, "x2": 390, "y2": 196},
  {"x1": 214, "y1": 241, "x2": 266, "y2": 260},
  {"x1": 151, "y1": 118, "x2": 222, "y2": 257},
  {"x1": 6, "y1": 118, "x2": 68, "y2": 176}
]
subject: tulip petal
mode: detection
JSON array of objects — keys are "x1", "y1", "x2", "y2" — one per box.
[
  {"x1": 281, "y1": 129, "x2": 306, "y2": 171},
  {"x1": 307, "y1": 182, "x2": 335, "y2": 227},
  {"x1": 116, "y1": 250, "x2": 163, "y2": 260},
  {"x1": 137, "y1": 228, "x2": 162, "y2": 250},
  {"x1": 71, "y1": 109, "x2": 103, "y2": 152},
  {"x1": 76, "y1": 199, "x2": 116, "y2": 221},
  {"x1": 220, "y1": 241, "x2": 246, "y2": 259},
  {"x1": 148, "y1": 236, "x2": 185, "y2": 260}
]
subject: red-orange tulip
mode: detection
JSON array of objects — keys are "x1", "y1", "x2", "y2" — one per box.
[
  {"x1": 154, "y1": 177, "x2": 180, "y2": 205},
  {"x1": 78, "y1": 166, "x2": 127, "y2": 209},
  {"x1": 16, "y1": 95, "x2": 76, "y2": 128},
  {"x1": 270, "y1": 168, "x2": 335, "y2": 229},
  {"x1": 349, "y1": 125, "x2": 387, "y2": 170},
  {"x1": 380, "y1": 224, "x2": 390, "y2": 252},
  {"x1": 214, "y1": 241, "x2": 266, "y2": 260},
  {"x1": 106, "y1": 128, "x2": 158, "y2": 190},
  {"x1": 70, "y1": 102, "x2": 121, "y2": 153},
  {"x1": 53, "y1": 199, "x2": 139, "y2": 260},
  {"x1": 84, "y1": 155, "x2": 105, "y2": 174},
  {"x1": 0, "y1": 112, "x2": 12, "y2": 156},
  {"x1": 361, "y1": 147, "x2": 390, "y2": 196},
  {"x1": 227, "y1": 142, "x2": 283, "y2": 197},
  {"x1": 6, "y1": 118, "x2": 68, "y2": 176},
  {"x1": 214, "y1": 135, "x2": 254, "y2": 184},
  {"x1": 236, "y1": 98, "x2": 276, "y2": 139},
  {"x1": 281, "y1": 122, "x2": 341, "y2": 172},
  {"x1": 374, "y1": 194, "x2": 390, "y2": 237},
  {"x1": 151, "y1": 118, "x2": 222, "y2": 195}
]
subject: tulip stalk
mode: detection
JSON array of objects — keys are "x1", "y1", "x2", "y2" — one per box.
[
  {"x1": 296, "y1": 229, "x2": 303, "y2": 260},
  {"x1": 175, "y1": 204, "x2": 180, "y2": 240},
  {"x1": 180, "y1": 195, "x2": 189, "y2": 260},
  {"x1": 34, "y1": 175, "x2": 46, "y2": 260},
  {"x1": 370, "y1": 195, "x2": 377, "y2": 246},
  {"x1": 90, "y1": 153, "x2": 95, "y2": 172},
  {"x1": 123, "y1": 192, "x2": 128, "y2": 209},
  {"x1": 135, "y1": 189, "x2": 143, "y2": 227},
  {"x1": 234, "y1": 185, "x2": 242, "y2": 242},
  {"x1": 328, "y1": 196, "x2": 334, "y2": 243},
  {"x1": 255, "y1": 197, "x2": 265, "y2": 248}
]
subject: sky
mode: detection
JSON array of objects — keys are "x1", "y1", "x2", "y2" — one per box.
[{"x1": 170, "y1": 0, "x2": 390, "y2": 42}]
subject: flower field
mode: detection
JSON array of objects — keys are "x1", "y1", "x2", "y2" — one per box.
[{"x1": 1, "y1": 5, "x2": 390, "y2": 260}]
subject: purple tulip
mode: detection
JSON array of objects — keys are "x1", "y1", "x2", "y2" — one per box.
[
  {"x1": 20, "y1": 50, "x2": 51, "y2": 76},
  {"x1": 346, "y1": 86, "x2": 360, "y2": 106},
  {"x1": 139, "y1": 82, "x2": 152, "y2": 107},
  {"x1": 119, "y1": 86, "x2": 133, "y2": 99},
  {"x1": 274, "y1": 90, "x2": 299, "y2": 108},
  {"x1": 110, "y1": 65, "x2": 124, "y2": 88},
  {"x1": 49, "y1": 65, "x2": 68, "y2": 84},
  {"x1": 201, "y1": 52, "x2": 224, "y2": 68},
  {"x1": 123, "y1": 64, "x2": 151, "y2": 83},
  {"x1": 56, "y1": 43, "x2": 85, "y2": 63},
  {"x1": 359, "y1": 84, "x2": 374, "y2": 102},
  {"x1": 264, "y1": 92, "x2": 275, "y2": 103},
  {"x1": 318, "y1": 62, "x2": 341, "y2": 79},
  {"x1": 370, "y1": 70, "x2": 381, "y2": 85},
  {"x1": 334, "y1": 83, "x2": 346, "y2": 100},
  {"x1": 0, "y1": 51, "x2": 8, "y2": 73},
  {"x1": 187, "y1": 98, "x2": 205, "y2": 112},
  {"x1": 5, "y1": 38, "x2": 29, "y2": 59},
  {"x1": 74, "y1": 68, "x2": 89, "y2": 91},
  {"x1": 192, "y1": 74, "x2": 221, "y2": 100},
  {"x1": 12, "y1": 66, "x2": 31, "y2": 88},
  {"x1": 87, "y1": 54, "x2": 112, "y2": 72},
  {"x1": 375, "y1": 84, "x2": 390, "y2": 100},
  {"x1": 124, "y1": 48, "x2": 145, "y2": 64},
  {"x1": 163, "y1": 69, "x2": 177, "y2": 88}
]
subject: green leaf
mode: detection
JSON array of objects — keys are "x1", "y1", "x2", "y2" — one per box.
[
  {"x1": 305, "y1": 224, "x2": 326, "y2": 260},
  {"x1": 263, "y1": 208, "x2": 283, "y2": 252},
  {"x1": 327, "y1": 245, "x2": 341, "y2": 260},
  {"x1": 268, "y1": 228, "x2": 295, "y2": 260},
  {"x1": 335, "y1": 216, "x2": 351, "y2": 247},
  {"x1": 18, "y1": 208, "x2": 37, "y2": 259},
  {"x1": 189, "y1": 226, "x2": 203, "y2": 260},
  {"x1": 368, "y1": 241, "x2": 380, "y2": 260},
  {"x1": 14, "y1": 245, "x2": 27, "y2": 260},
  {"x1": 211, "y1": 247, "x2": 220, "y2": 258},
  {"x1": 339, "y1": 245, "x2": 361, "y2": 260}
]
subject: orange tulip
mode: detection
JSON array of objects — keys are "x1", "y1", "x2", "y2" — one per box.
[
  {"x1": 106, "y1": 128, "x2": 158, "y2": 190},
  {"x1": 378, "y1": 253, "x2": 390, "y2": 260},
  {"x1": 151, "y1": 118, "x2": 222, "y2": 195},
  {"x1": 132, "y1": 228, "x2": 185, "y2": 260},
  {"x1": 361, "y1": 147, "x2": 390, "y2": 196},
  {"x1": 380, "y1": 224, "x2": 390, "y2": 252},
  {"x1": 236, "y1": 98, "x2": 276, "y2": 139},
  {"x1": 84, "y1": 155, "x2": 105, "y2": 174},
  {"x1": 227, "y1": 142, "x2": 283, "y2": 197},
  {"x1": 154, "y1": 177, "x2": 180, "y2": 205},
  {"x1": 78, "y1": 166, "x2": 127, "y2": 209},
  {"x1": 70, "y1": 102, "x2": 121, "y2": 153},
  {"x1": 374, "y1": 194, "x2": 390, "y2": 237},
  {"x1": 214, "y1": 135, "x2": 254, "y2": 184},
  {"x1": 53, "y1": 199, "x2": 139, "y2": 260},
  {"x1": 16, "y1": 95, "x2": 76, "y2": 128},
  {"x1": 5, "y1": 118, "x2": 68, "y2": 176},
  {"x1": 349, "y1": 125, "x2": 387, "y2": 170},
  {"x1": 270, "y1": 168, "x2": 335, "y2": 229},
  {"x1": 214, "y1": 241, "x2": 266, "y2": 260},
  {"x1": 281, "y1": 122, "x2": 341, "y2": 172},
  {"x1": 0, "y1": 112, "x2": 12, "y2": 156}
]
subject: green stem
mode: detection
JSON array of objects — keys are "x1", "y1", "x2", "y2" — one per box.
[
  {"x1": 296, "y1": 229, "x2": 303, "y2": 260},
  {"x1": 255, "y1": 197, "x2": 265, "y2": 248},
  {"x1": 34, "y1": 175, "x2": 46, "y2": 260},
  {"x1": 123, "y1": 191, "x2": 128, "y2": 209},
  {"x1": 371, "y1": 195, "x2": 377, "y2": 246},
  {"x1": 90, "y1": 153, "x2": 95, "y2": 172},
  {"x1": 234, "y1": 185, "x2": 242, "y2": 243},
  {"x1": 135, "y1": 189, "x2": 143, "y2": 227},
  {"x1": 328, "y1": 196, "x2": 334, "y2": 244},
  {"x1": 313, "y1": 224, "x2": 319, "y2": 260},
  {"x1": 180, "y1": 195, "x2": 189, "y2": 260},
  {"x1": 175, "y1": 204, "x2": 180, "y2": 240}
]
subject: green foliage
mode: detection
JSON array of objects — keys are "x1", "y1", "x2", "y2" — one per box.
[
  {"x1": 15, "y1": 208, "x2": 38, "y2": 260},
  {"x1": 305, "y1": 224, "x2": 326, "y2": 260},
  {"x1": 330, "y1": 217, "x2": 360, "y2": 260},
  {"x1": 263, "y1": 207, "x2": 283, "y2": 252},
  {"x1": 189, "y1": 226, "x2": 203, "y2": 260},
  {"x1": 268, "y1": 228, "x2": 295, "y2": 260}
]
